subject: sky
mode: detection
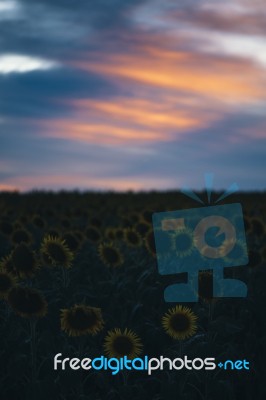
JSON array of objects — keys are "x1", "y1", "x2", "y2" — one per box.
[{"x1": 0, "y1": 0, "x2": 266, "y2": 192}]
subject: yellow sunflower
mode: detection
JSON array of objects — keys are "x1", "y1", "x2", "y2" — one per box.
[
  {"x1": 172, "y1": 228, "x2": 194, "y2": 258},
  {"x1": 0, "y1": 270, "x2": 16, "y2": 298},
  {"x1": 124, "y1": 228, "x2": 142, "y2": 247},
  {"x1": 98, "y1": 243, "x2": 124, "y2": 268},
  {"x1": 41, "y1": 236, "x2": 74, "y2": 268},
  {"x1": 162, "y1": 305, "x2": 197, "y2": 340},
  {"x1": 61, "y1": 305, "x2": 104, "y2": 336},
  {"x1": 103, "y1": 328, "x2": 143, "y2": 359},
  {"x1": 7, "y1": 286, "x2": 47, "y2": 318}
]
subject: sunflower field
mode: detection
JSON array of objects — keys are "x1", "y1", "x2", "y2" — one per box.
[{"x1": 0, "y1": 190, "x2": 265, "y2": 400}]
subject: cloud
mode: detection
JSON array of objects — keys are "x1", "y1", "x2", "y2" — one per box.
[
  {"x1": 1, "y1": 0, "x2": 266, "y2": 191},
  {"x1": 72, "y1": 35, "x2": 266, "y2": 106},
  {"x1": 0, "y1": 54, "x2": 59, "y2": 74}
]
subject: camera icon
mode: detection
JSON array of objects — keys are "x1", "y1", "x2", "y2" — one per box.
[{"x1": 152, "y1": 203, "x2": 248, "y2": 302}]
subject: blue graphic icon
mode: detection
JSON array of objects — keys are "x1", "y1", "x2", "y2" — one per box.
[{"x1": 152, "y1": 174, "x2": 249, "y2": 302}]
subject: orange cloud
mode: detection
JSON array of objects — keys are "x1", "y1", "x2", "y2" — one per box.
[
  {"x1": 38, "y1": 33, "x2": 266, "y2": 147},
  {"x1": 74, "y1": 44, "x2": 265, "y2": 103},
  {"x1": 38, "y1": 94, "x2": 217, "y2": 145}
]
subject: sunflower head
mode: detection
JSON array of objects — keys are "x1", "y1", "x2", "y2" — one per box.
[
  {"x1": 134, "y1": 220, "x2": 150, "y2": 237},
  {"x1": 162, "y1": 305, "x2": 197, "y2": 340},
  {"x1": 173, "y1": 228, "x2": 194, "y2": 258},
  {"x1": 7, "y1": 286, "x2": 47, "y2": 318},
  {"x1": 61, "y1": 305, "x2": 104, "y2": 337},
  {"x1": 11, "y1": 243, "x2": 38, "y2": 278},
  {"x1": 98, "y1": 243, "x2": 124, "y2": 268},
  {"x1": 124, "y1": 228, "x2": 142, "y2": 247},
  {"x1": 41, "y1": 236, "x2": 74, "y2": 268},
  {"x1": 11, "y1": 228, "x2": 32, "y2": 245},
  {"x1": 0, "y1": 270, "x2": 16, "y2": 298},
  {"x1": 104, "y1": 328, "x2": 143, "y2": 359}
]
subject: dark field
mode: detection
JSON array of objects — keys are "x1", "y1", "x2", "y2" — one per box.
[{"x1": 0, "y1": 191, "x2": 265, "y2": 400}]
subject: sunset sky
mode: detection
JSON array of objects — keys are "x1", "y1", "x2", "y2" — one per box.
[{"x1": 0, "y1": 0, "x2": 266, "y2": 191}]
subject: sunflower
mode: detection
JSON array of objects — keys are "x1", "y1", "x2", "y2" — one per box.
[
  {"x1": 124, "y1": 228, "x2": 142, "y2": 247},
  {"x1": 173, "y1": 228, "x2": 194, "y2": 258},
  {"x1": 0, "y1": 270, "x2": 16, "y2": 298},
  {"x1": 41, "y1": 236, "x2": 74, "y2": 268},
  {"x1": 134, "y1": 220, "x2": 150, "y2": 237},
  {"x1": 11, "y1": 228, "x2": 32, "y2": 245},
  {"x1": 86, "y1": 226, "x2": 101, "y2": 243},
  {"x1": 103, "y1": 328, "x2": 143, "y2": 359},
  {"x1": 11, "y1": 243, "x2": 38, "y2": 278},
  {"x1": 7, "y1": 286, "x2": 47, "y2": 318},
  {"x1": 114, "y1": 227, "x2": 124, "y2": 241},
  {"x1": 98, "y1": 243, "x2": 124, "y2": 268},
  {"x1": 162, "y1": 305, "x2": 197, "y2": 340},
  {"x1": 61, "y1": 305, "x2": 104, "y2": 337}
]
